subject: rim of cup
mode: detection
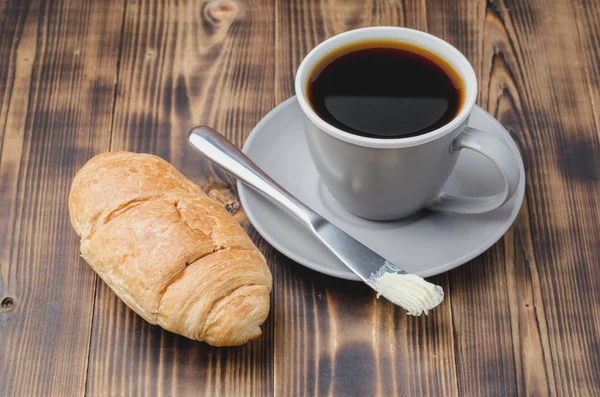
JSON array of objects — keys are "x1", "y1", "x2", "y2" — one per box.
[{"x1": 295, "y1": 26, "x2": 478, "y2": 149}]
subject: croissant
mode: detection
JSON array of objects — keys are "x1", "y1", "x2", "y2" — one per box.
[{"x1": 68, "y1": 151, "x2": 272, "y2": 346}]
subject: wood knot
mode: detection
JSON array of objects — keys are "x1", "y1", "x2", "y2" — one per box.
[
  {"x1": 204, "y1": 0, "x2": 240, "y2": 23},
  {"x1": 1, "y1": 297, "x2": 14, "y2": 310},
  {"x1": 218, "y1": 2, "x2": 233, "y2": 12},
  {"x1": 224, "y1": 198, "x2": 240, "y2": 214},
  {"x1": 207, "y1": 187, "x2": 241, "y2": 215},
  {"x1": 205, "y1": 185, "x2": 248, "y2": 226}
]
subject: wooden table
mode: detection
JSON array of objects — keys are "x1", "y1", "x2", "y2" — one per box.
[{"x1": 1, "y1": 0, "x2": 599, "y2": 395}]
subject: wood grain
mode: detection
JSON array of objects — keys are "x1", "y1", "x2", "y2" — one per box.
[
  {"x1": 273, "y1": 2, "x2": 460, "y2": 397},
  {"x1": 426, "y1": 1, "x2": 521, "y2": 395},
  {"x1": 0, "y1": 0, "x2": 124, "y2": 395},
  {"x1": 84, "y1": 0, "x2": 276, "y2": 396},
  {"x1": 1, "y1": 0, "x2": 600, "y2": 396},
  {"x1": 573, "y1": 0, "x2": 600, "y2": 143},
  {"x1": 491, "y1": 0, "x2": 600, "y2": 395}
]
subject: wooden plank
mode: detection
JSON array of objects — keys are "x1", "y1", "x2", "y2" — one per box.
[
  {"x1": 0, "y1": 0, "x2": 26, "y2": 146},
  {"x1": 477, "y1": 4, "x2": 558, "y2": 396},
  {"x1": 424, "y1": 1, "x2": 523, "y2": 396},
  {"x1": 273, "y1": 1, "x2": 460, "y2": 396},
  {"x1": 0, "y1": 0, "x2": 125, "y2": 395},
  {"x1": 0, "y1": 1, "x2": 31, "y2": 284},
  {"x1": 424, "y1": 0, "x2": 600, "y2": 395},
  {"x1": 480, "y1": 0, "x2": 600, "y2": 395},
  {"x1": 572, "y1": 0, "x2": 600, "y2": 140},
  {"x1": 84, "y1": 0, "x2": 277, "y2": 396},
  {"x1": 509, "y1": 0, "x2": 600, "y2": 394}
]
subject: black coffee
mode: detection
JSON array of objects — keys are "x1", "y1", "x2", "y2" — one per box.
[{"x1": 307, "y1": 41, "x2": 464, "y2": 139}]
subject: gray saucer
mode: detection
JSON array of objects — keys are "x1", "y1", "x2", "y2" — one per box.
[{"x1": 238, "y1": 97, "x2": 525, "y2": 280}]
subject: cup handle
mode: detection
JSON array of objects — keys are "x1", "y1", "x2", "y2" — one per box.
[{"x1": 427, "y1": 126, "x2": 521, "y2": 214}]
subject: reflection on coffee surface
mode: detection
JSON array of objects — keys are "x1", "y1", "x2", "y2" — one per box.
[{"x1": 307, "y1": 40, "x2": 464, "y2": 139}]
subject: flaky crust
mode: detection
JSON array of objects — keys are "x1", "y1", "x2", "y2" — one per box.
[{"x1": 69, "y1": 152, "x2": 272, "y2": 346}]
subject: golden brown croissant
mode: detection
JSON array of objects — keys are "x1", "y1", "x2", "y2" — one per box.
[{"x1": 68, "y1": 151, "x2": 272, "y2": 346}]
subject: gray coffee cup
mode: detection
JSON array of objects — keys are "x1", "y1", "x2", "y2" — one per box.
[{"x1": 295, "y1": 27, "x2": 520, "y2": 221}]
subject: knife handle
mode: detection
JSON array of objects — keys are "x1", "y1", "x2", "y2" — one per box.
[{"x1": 188, "y1": 126, "x2": 319, "y2": 229}]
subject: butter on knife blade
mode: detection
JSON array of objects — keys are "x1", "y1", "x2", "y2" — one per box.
[{"x1": 366, "y1": 263, "x2": 444, "y2": 316}]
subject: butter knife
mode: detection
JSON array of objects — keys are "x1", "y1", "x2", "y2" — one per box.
[{"x1": 189, "y1": 126, "x2": 444, "y2": 315}]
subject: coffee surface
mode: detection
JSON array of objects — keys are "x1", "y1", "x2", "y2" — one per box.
[{"x1": 307, "y1": 42, "x2": 464, "y2": 139}]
